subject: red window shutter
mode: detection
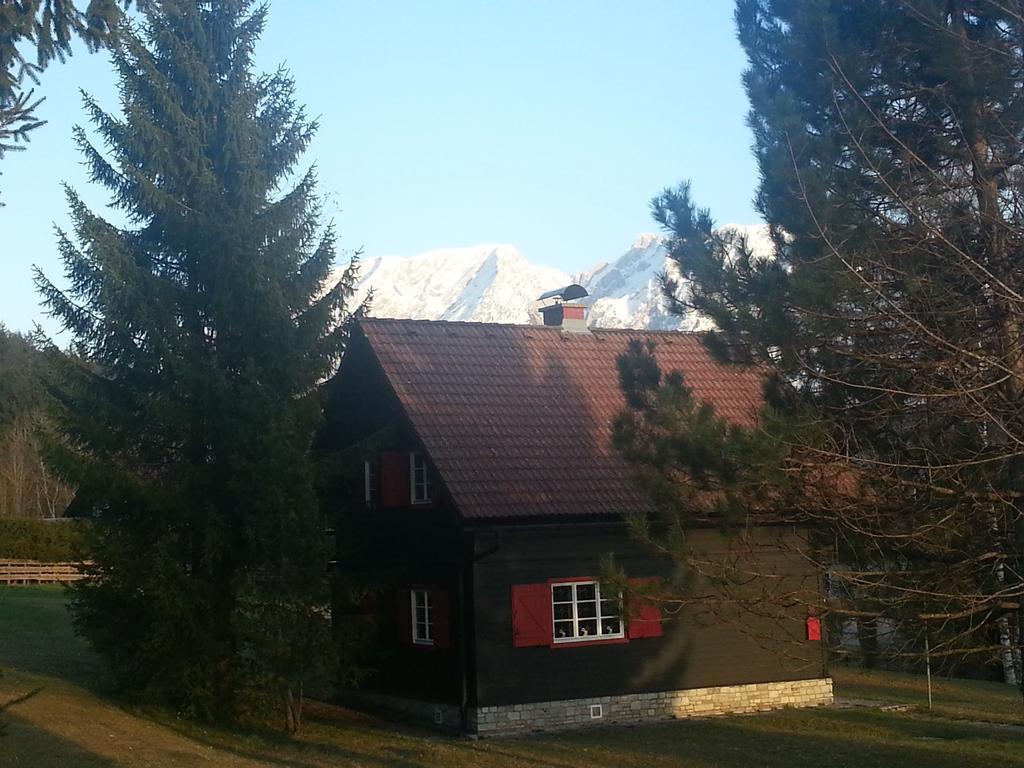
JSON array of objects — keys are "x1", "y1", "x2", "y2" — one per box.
[
  {"x1": 381, "y1": 451, "x2": 411, "y2": 507},
  {"x1": 626, "y1": 577, "x2": 664, "y2": 639},
  {"x1": 397, "y1": 589, "x2": 412, "y2": 646},
  {"x1": 511, "y1": 583, "x2": 553, "y2": 647},
  {"x1": 806, "y1": 616, "x2": 822, "y2": 642},
  {"x1": 431, "y1": 589, "x2": 451, "y2": 649}
]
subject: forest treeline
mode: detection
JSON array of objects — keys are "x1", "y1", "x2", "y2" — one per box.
[{"x1": 0, "y1": 327, "x2": 72, "y2": 518}]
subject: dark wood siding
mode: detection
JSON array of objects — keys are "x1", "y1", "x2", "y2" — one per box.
[
  {"x1": 318, "y1": 332, "x2": 403, "y2": 456},
  {"x1": 471, "y1": 523, "x2": 826, "y2": 707},
  {"x1": 335, "y1": 513, "x2": 469, "y2": 705},
  {"x1": 373, "y1": 566, "x2": 464, "y2": 704},
  {"x1": 322, "y1": 335, "x2": 470, "y2": 705}
]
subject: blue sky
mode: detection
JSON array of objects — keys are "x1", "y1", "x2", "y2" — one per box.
[{"x1": 0, "y1": 1, "x2": 759, "y2": 334}]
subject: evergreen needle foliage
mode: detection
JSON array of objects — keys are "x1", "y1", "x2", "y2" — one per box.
[
  {"x1": 0, "y1": 1, "x2": 141, "y2": 202},
  {"x1": 34, "y1": 0, "x2": 357, "y2": 722},
  {"x1": 617, "y1": 0, "x2": 1024, "y2": 683}
]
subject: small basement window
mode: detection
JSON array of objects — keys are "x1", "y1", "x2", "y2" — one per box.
[
  {"x1": 410, "y1": 452, "x2": 433, "y2": 504},
  {"x1": 552, "y1": 581, "x2": 623, "y2": 642},
  {"x1": 411, "y1": 589, "x2": 433, "y2": 645},
  {"x1": 364, "y1": 460, "x2": 377, "y2": 504}
]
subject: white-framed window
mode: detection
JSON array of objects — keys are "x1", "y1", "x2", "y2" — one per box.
[
  {"x1": 551, "y1": 581, "x2": 623, "y2": 642},
  {"x1": 411, "y1": 589, "x2": 433, "y2": 645},
  {"x1": 410, "y1": 452, "x2": 432, "y2": 504},
  {"x1": 364, "y1": 460, "x2": 377, "y2": 504}
]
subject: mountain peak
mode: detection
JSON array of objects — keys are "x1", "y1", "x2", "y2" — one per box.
[
  {"x1": 630, "y1": 233, "x2": 662, "y2": 250},
  {"x1": 348, "y1": 225, "x2": 769, "y2": 330}
]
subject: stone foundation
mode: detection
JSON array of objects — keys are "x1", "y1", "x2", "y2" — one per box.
[
  {"x1": 472, "y1": 677, "x2": 833, "y2": 735},
  {"x1": 342, "y1": 677, "x2": 833, "y2": 735}
]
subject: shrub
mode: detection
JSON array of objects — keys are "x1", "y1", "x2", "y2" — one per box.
[{"x1": 0, "y1": 518, "x2": 88, "y2": 561}]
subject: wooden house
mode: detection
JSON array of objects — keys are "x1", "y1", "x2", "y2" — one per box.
[{"x1": 321, "y1": 295, "x2": 832, "y2": 734}]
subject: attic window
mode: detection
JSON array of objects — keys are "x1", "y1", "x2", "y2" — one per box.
[
  {"x1": 410, "y1": 452, "x2": 432, "y2": 504},
  {"x1": 552, "y1": 581, "x2": 623, "y2": 643}
]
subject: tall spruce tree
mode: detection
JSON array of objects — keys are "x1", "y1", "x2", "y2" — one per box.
[
  {"x1": 35, "y1": 0, "x2": 356, "y2": 721},
  {"x1": 616, "y1": 1, "x2": 1024, "y2": 683}
]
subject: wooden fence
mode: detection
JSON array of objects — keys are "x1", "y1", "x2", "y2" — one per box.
[{"x1": 0, "y1": 559, "x2": 89, "y2": 585}]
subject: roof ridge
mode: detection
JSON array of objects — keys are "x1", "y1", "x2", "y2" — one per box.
[{"x1": 357, "y1": 316, "x2": 706, "y2": 337}]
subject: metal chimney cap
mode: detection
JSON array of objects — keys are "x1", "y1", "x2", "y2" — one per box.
[{"x1": 537, "y1": 284, "x2": 589, "y2": 303}]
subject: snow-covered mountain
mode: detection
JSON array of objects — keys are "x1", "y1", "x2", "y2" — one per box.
[
  {"x1": 347, "y1": 224, "x2": 771, "y2": 330},
  {"x1": 349, "y1": 243, "x2": 568, "y2": 326}
]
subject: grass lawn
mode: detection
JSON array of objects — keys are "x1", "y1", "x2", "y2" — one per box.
[
  {"x1": 833, "y1": 665, "x2": 1024, "y2": 726},
  {"x1": 1, "y1": 586, "x2": 1023, "y2": 768}
]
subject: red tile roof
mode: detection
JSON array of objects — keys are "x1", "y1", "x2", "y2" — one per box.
[{"x1": 358, "y1": 318, "x2": 764, "y2": 520}]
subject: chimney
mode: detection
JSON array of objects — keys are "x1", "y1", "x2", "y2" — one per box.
[{"x1": 537, "y1": 284, "x2": 590, "y2": 333}]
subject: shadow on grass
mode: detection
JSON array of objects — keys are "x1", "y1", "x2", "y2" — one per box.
[
  {"x1": 3, "y1": 714, "x2": 120, "y2": 768},
  {"x1": 614, "y1": 709, "x2": 1020, "y2": 768},
  {"x1": 0, "y1": 586, "x2": 106, "y2": 691},
  {"x1": 151, "y1": 701, "x2": 593, "y2": 768},
  {"x1": 139, "y1": 706, "x2": 1024, "y2": 768},
  {"x1": 147, "y1": 707, "x2": 440, "y2": 768}
]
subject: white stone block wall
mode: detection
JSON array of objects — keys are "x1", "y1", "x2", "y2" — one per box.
[
  {"x1": 472, "y1": 677, "x2": 833, "y2": 734},
  {"x1": 341, "y1": 677, "x2": 833, "y2": 735}
]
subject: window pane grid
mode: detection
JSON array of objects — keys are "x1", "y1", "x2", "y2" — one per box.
[
  {"x1": 551, "y1": 581, "x2": 623, "y2": 643},
  {"x1": 411, "y1": 589, "x2": 433, "y2": 644},
  {"x1": 411, "y1": 453, "x2": 432, "y2": 503}
]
